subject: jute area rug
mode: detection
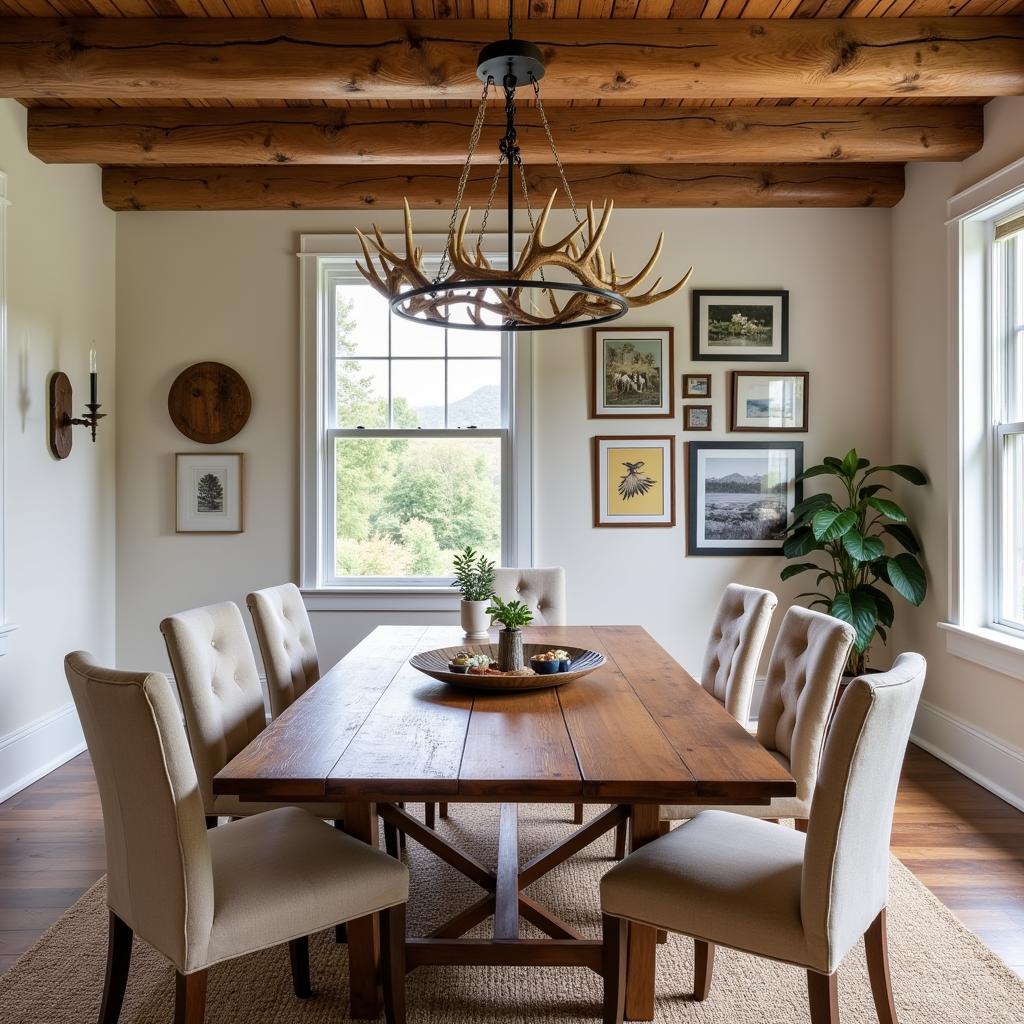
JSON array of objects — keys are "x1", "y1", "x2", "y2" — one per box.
[{"x1": 1, "y1": 803, "x2": 1021, "y2": 1023}]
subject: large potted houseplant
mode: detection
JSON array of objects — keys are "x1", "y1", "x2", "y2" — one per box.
[
  {"x1": 452, "y1": 546, "x2": 497, "y2": 641},
  {"x1": 781, "y1": 448, "x2": 928, "y2": 676},
  {"x1": 486, "y1": 595, "x2": 534, "y2": 671}
]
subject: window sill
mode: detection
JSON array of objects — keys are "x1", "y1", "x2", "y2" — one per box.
[
  {"x1": 938, "y1": 622, "x2": 1024, "y2": 682},
  {"x1": 301, "y1": 588, "x2": 459, "y2": 613}
]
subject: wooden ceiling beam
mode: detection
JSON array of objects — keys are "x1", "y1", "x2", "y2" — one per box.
[
  {"x1": 29, "y1": 104, "x2": 983, "y2": 165},
  {"x1": 102, "y1": 163, "x2": 905, "y2": 211},
  {"x1": 1, "y1": 18, "x2": 1021, "y2": 101}
]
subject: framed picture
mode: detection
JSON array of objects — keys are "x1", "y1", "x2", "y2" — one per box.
[
  {"x1": 691, "y1": 289, "x2": 789, "y2": 362},
  {"x1": 730, "y1": 371, "x2": 809, "y2": 432},
  {"x1": 683, "y1": 405, "x2": 713, "y2": 431},
  {"x1": 686, "y1": 442, "x2": 803, "y2": 555},
  {"x1": 682, "y1": 373, "x2": 711, "y2": 399},
  {"x1": 176, "y1": 452, "x2": 244, "y2": 533},
  {"x1": 593, "y1": 435, "x2": 676, "y2": 528},
  {"x1": 591, "y1": 327, "x2": 674, "y2": 418}
]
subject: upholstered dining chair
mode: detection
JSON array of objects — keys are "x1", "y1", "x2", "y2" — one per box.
[
  {"x1": 658, "y1": 605, "x2": 855, "y2": 834},
  {"x1": 601, "y1": 653, "x2": 926, "y2": 1024},
  {"x1": 65, "y1": 651, "x2": 409, "y2": 1024}
]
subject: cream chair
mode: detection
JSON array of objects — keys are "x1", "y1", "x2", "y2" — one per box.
[
  {"x1": 246, "y1": 582, "x2": 319, "y2": 720},
  {"x1": 65, "y1": 651, "x2": 409, "y2": 1024},
  {"x1": 601, "y1": 653, "x2": 926, "y2": 1024},
  {"x1": 660, "y1": 605, "x2": 855, "y2": 831}
]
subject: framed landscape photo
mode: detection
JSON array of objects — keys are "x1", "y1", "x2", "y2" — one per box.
[
  {"x1": 591, "y1": 327, "x2": 674, "y2": 418},
  {"x1": 593, "y1": 435, "x2": 676, "y2": 528},
  {"x1": 683, "y1": 373, "x2": 711, "y2": 399},
  {"x1": 176, "y1": 452, "x2": 243, "y2": 533},
  {"x1": 686, "y1": 441, "x2": 802, "y2": 555},
  {"x1": 730, "y1": 371, "x2": 809, "y2": 432},
  {"x1": 683, "y1": 405, "x2": 712, "y2": 431},
  {"x1": 692, "y1": 289, "x2": 789, "y2": 362}
]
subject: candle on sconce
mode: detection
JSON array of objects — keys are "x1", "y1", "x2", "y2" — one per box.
[{"x1": 89, "y1": 347, "x2": 98, "y2": 405}]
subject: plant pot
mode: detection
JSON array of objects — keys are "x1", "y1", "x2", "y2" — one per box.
[
  {"x1": 497, "y1": 628, "x2": 524, "y2": 672},
  {"x1": 460, "y1": 599, "x2": 491, "y2": 642}
]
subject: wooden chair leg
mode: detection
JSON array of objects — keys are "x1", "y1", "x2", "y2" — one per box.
[
  {"x1": 573, "y1": 803, "x2": 584, "y2": 825},
  {"x1": 807, "y1": 969, "x2": 839, "y2": 1024},
  {"x1": 174, "y1": 970, "x2": 207, "y2": 1024},
  {"x1": 98, "y1": 911, "x2": 132, "y2": 1024},
  {"x1": 613, "y1": 819, "x2": 628, "y2": 861},
  {"x1": 288, "y1": 937, "x2": 312, "y2": 998},
  {"x1": 424, "y1": 802, "x2": 436, "y2": 829},
  {"x1": 864, "y1": 908, "x2": 898, "y2": 1024},
  {"x1": 439, "y1": 802, "x2": 449, "y2": 818},
  {"x1": 795, "y1": 818, "x2": 809, "y2": 833},
  {"x1": 602, "y1": 914, "x2": 627, "y2": 1024},
  {"x1": 204, "y1": 816, "x2": 218, "y2": 829},
  {"x1": 380, "y1": 904, "x2": 407, "y2": 1024},
  {"x1": 693, "y1": 940, "x2": 715, "y2": 1001}
]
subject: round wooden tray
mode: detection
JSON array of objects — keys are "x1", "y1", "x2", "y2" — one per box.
[{"x1": 409, "y1": 644, "x2": 606, "y2": 692}]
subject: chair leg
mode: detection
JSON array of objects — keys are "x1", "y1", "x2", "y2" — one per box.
[
  {"x1": 288, "y1": 937, "x2": 312, "y2": 998},
  {"x1": 602, "y1": 914, "x2": 627, "y2": 1024},
  {"x1": 795, "y1": 818, "x2": 809, "y2": 833},
  {"x1": 204, "y1": 816, "x2": 218, "y2": 829},
  {"x1": 439, "y1": 802, "x2": 449, "y2": 818},
  {"x1": 332, "y1": 820, "x2": 348, "y2": 942},
  {"x1": 174, "y1": 970, "x2": 208, "y2": 1024},
  {"x1": 424, "y1": 802, "x2": 436, "y2": 829},
  {"x1": 864, "y1": 909, "x2": 898, "y2": 1024},
  {"x1": 573, "y1": 802, "x2": 584, "y2": 825},
  {"x1": 98, "y1": 911, "x2": 133, "y2": 1024},
  {"x1": 693, "y1": 940, "x2": 715, "y2": 1001},
  {"x1": 807, "y1": 969, "x2": 839, "y2": 1024},
  {"x1": 614, "y1": 819, "x2": 628, "y2": 861},
  {"x1": 380, "y1": 904, "x2": 407, "y2": 1024},
  {"x1": 383, "y1": 821, "x2": 401, "y2": 859}
]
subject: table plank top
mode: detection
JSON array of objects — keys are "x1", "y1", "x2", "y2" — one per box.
[{"x1": 214, "y1": 624, "x2": 795, "y2": 805}]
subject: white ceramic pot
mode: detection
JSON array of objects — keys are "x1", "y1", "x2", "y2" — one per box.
[{"x1": 460, "y1": 599, "x2": 491, "y2": 641}]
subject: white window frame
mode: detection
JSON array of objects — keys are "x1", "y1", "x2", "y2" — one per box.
[
  {"x1": 941, "y1": 155, "x2": 1024, "y2": 679},
  {"x1": 298, "y1": 233, "x2": 533, "y2": 609}
]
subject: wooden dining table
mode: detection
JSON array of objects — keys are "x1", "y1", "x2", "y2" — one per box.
[{"x1": 214, "y1": 623, "x2": 795, "y2": 1021}]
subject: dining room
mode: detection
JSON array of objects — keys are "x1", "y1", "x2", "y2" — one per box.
[{"x1": 0, "y1": 6, "x2": 1023, "y2": 1024}]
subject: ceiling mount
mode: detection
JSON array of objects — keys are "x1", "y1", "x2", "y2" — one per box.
[{"x1": 475, "y1": 39, "x2": 546, "y2": 88}]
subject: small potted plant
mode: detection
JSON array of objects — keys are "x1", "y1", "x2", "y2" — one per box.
[
  {"x1": 452, "y1": 547, "x2": 496, "y2": 641},
  {"x1": 486, "y1": 595, "x2": 534, "y2": 671}
]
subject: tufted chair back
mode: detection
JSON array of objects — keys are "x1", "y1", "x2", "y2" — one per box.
[
  {"x1": 65, "y1": 651, "x2": 214, "y2": 972},
  {"x1": 160, "y1": 602, "x2": 267, "y2": 814},
  {"x1": 755, "y1": 606, "x2": 855, "y2": 807},
  {"x1": 700, "y1": 583, "x2": 778, "y2": 724},
  {"x1": 801, "y1": 653, "x2": 925, "y2": 972},
  {"x1": 246, "y1": 583, "x2": 320, "y2": 720},
  {"x1": 492, "y1": 567, "x2": 567, "y2": 626}
]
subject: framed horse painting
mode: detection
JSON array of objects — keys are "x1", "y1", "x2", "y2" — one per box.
[{"x1": 591, "y1": 327, "x2": 674, "y2": 419}]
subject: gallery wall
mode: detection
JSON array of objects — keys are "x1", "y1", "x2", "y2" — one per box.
[
  {"x1": 115, "y1": 204, "x2": 893, "y2": 677},
  {"x1": 0, "y1": 99, "x2": 117, "y2": 799}
]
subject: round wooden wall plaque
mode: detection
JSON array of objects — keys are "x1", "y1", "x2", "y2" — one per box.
[{"x1": 168, "y1": 362, "x2": 252, "y2": 444}]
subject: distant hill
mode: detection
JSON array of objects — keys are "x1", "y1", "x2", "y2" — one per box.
[{"x1": 417, "y1": 385, "x2": 500, "y2": 428}]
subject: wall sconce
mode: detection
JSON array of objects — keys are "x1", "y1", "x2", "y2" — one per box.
[{"x1": 49, "y1": 348, "x2": 106, "y2": 460}]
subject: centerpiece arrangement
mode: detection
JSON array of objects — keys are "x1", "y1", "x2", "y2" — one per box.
[{"x1": 486, "y1": 594, "x2": 534, "y2": 671}]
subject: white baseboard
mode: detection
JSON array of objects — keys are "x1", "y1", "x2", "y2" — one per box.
[
  {"x1": 911, "y1": 699, "x2": 1024, "y2": 813},
  {"x1": 0, "y1": 702, "x2": 85, "y2": 805}
]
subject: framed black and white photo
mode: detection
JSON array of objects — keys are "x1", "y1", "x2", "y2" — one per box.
[
  {"x1": 686, "y1": 441, "x2": 802, "y2": 555},
  {"x1": 730, "y1": 371, "x2": 809, "y2": 432},
  {"x1": 591, "y1": 327, "x2": 674, "y2": 418},
  {"x1": 682, "y1": 373, "x2": 711, "y2": 399},
  {"x1": 683, "y1": 405, "x2": 712, "y2": 431},
  {"x1": 176, "y1": 452, "x2": 243, "y2": 533},
  {"x1": 691, "y1": 289, "x2": 789, "y2": 362}
]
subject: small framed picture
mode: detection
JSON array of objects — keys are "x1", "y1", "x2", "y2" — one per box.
[
  {"x1": 683, "y1": 405, "x2": 713, "y2": 431},
  {"x1": 730, "y1": 371, "x2": 809, "y2": 432},
  {"x1": 593, "y1": 436, "x2": 676, "y2": 528},
  {"x1": 591, "y1": 327, "x2": 674, "y2": 418},
  {"x1": 692, "y1": 289, "x2": 789, "y2": 362},
  {"x1": 683, "y1": 373, "x2": 711, "y2": 399},
  {"x1": 176, "y1": 453, "x2": 243, "y2": 533},
  {"x1": 686, "y1": 441, "x2": 803, "y2": 555}
]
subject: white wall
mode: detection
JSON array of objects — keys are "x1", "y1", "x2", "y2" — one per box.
[
  {"x1": 115, "y1": 205, "x2": 893, "y2": 678},
  {"x1": 0, "y1": 99, "x2": 116, "y2": 800},
  {"x1": 892, "y1": 97, "x2": 1024, "y2": 804}
]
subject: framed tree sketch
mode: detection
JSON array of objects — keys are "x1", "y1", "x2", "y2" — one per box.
[
  {"x1": 730, "y1": 371, "x2": 809, "y2": 432},
  {"x1": 691, "y1": 289, "x2": 789, "y2": 362},
  {"x1": 686, "y1": 441, "x2": 802, "y2": 555},
  {"x1": 593, "y1": 436, "x2": 676, "y2": 527},
  {"x1": 591, "y1": 327, "x2": 674, "y2": 418},
  {"x1": 176, "y1": 453, "x2": 244, "y2": 533}
]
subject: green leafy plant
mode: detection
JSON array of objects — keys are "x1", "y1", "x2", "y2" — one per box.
[
  {"x1": 451, "y1": 546, "x2": 496, "y2": 603},
  {"x1": 782, "y1": 449, "x2": 928, "y2": 675},
  {"x1": 485, "y1": 595, "x2": 534, "y2": 631}
]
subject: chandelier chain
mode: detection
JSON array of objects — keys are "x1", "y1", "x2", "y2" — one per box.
[
  {"x1": 532, "y1": 77, "x2": 582, "y2": 227},
  {"x1": 476, "y1": 155, "x2": 505, "y2": 253}
]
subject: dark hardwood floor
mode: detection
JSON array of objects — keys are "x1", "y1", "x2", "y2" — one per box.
[{"x1": 0, "y1": 746, "x2": 1021, "y2": 977}]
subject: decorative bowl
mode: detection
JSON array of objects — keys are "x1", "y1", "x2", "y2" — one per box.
[
  {"x1": 530, "y1": 656, "x2": 561, "y2": 675},
  {"x1": 410, "y1": 644, "x2": 606, "y2": 692}
]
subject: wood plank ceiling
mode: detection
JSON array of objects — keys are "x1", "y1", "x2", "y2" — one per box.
[{"x1": 1, "y1": 1, "x2": 1022, "y2": 208}]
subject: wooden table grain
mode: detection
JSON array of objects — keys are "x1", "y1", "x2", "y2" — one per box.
[{"x1": 214, "y1": 624, "x2": 795, "y2": 1020}]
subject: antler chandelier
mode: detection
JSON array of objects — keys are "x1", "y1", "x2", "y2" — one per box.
[{"x1": 356, "y1": 8, "x2": 692, "y2": 332}]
